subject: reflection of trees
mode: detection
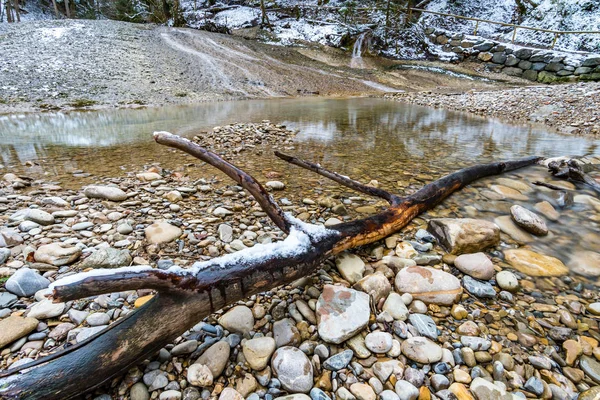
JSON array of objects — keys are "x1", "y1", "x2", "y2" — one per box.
[{"x1": 0, "y1": 97, "x2": 597, "y2": 177}]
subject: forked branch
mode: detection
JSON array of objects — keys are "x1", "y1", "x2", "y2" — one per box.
[{"x1": 0, "y1": 133, "x2": 544, "y2": 400}]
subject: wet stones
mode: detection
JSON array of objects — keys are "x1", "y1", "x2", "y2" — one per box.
[
  {"x1": 504, "y1": 248, "x2": 568, "y2": 277},
  {"x1": 509, "y1": 205, "x2": 548, "y2": 236},
  {"x1": 316, "y1": 285, "x2": 369, "y2": 344},
  {"x1": 394, "y1": 266, "x2": 462, "y2": 305},
  {"x1": 453, "y1": 252, "x2": 494, "y2": 280},
  {"x1": 34, "y1": 243, "x2": 82, "y2": 266},
  {"x1": 426, "y1": 218, "x2": 499, "y2": 255},
  {"x1": 400, "y1": 337, "x2": 443, "y2": 364},
  {"x1": 568, "y1": 251, "x2": 600, "y2": 277},
  {"x1": 84, "y1": 185, "x2": 128, "y2": 201},
  {"x1": 272, "y1": 346, "x2": 313, "y2": 393},
  {"x1": 144, "y1": 221, "x2": 182, "y2": 244},
  {"x1": 0, "y1": 316, "x2": 39, "y2": 348},
  {"x1": 5, "y1": 267, "x2": 50, "y2": 296}
]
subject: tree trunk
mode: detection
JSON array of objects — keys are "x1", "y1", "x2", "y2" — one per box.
[
  {"x1": 0, "y1": 131, "x2": 544, "y2": 400},
  {"x1": 5, "y1": 0, "x2": 12, "y2": 23},
  {"x1": 51, "y1": 0, "x2": 59, "y2": 18},
  {"x1": 259, "y1": 0, "x2": 272, "y2": 30},
  {"x1": 64, "y1": 0, "x2": 71, "y2": 18},
  {"x1": 12, "y1": 0, "x2": 18, "y2": 22}
]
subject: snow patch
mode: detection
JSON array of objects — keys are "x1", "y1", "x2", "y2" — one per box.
[{"x1": 50, "y1": 265, "x2": 154, "y2": 289}]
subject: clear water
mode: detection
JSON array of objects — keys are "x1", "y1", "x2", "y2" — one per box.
[{"x1": 1, "y1": 97, "x2": 599, "y2": 274}]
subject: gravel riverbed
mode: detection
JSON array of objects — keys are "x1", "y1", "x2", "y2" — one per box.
[
  {"x1": 2, "y1": 122, "x2": 600, "y2": 400},
  {"x1": 386, "y1": 82, "x2": 600, "y2": 136}
]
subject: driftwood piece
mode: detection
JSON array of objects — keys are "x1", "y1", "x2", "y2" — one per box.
[{"x1": 0, "y1": 132, "x2": 542, "y2": 399}]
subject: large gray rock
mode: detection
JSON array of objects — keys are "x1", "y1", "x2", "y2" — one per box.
[
  {"x1": 316, "y1": 285, "x2": 370, "y2": 344},
  {"x1": 195, "y1": 341, "x2": 230, "y2": 378},
  {"x1": 395, "y1": 266, "x2": 462, "y2": 305},
  {"x1": 271, "y1": 346, "x2": 313, "y2": 393},
  {"x1": 84, "y1": 185, "x2": 128, "y2": 201},
  {"x1": 509, "y1": 205, "x2": 548, "y2": 236},
  {"x1": 427, "y1": 218, "x2": 499, "y2": 255},
  {"x1": 80, "y1": 248, "x2": 132, "y2": 269},
  {"x1": 5, "y1": 268, "x2": 51, "y2": 297}
]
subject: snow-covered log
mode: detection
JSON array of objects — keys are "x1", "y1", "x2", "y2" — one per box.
[{"x1": 0, "y1": 133, "x2": 542, "y2": 400}]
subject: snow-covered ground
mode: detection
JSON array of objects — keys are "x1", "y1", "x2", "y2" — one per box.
[{"x1": 420, "y1": 0, "x2": 600, "y2": 52}]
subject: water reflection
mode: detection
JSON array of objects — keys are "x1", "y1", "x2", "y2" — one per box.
[{"x1": 0, "y1": 98, "x2": 598, "y2": 185}]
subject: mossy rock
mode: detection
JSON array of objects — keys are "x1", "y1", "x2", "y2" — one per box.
[{"x1": 579, "y1": 73, "x2": 600, "y2": 82}]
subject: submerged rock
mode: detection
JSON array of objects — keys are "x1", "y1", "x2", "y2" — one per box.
[
  {"x1": 427, "y1": 218, "x2": 499, "y2": 255},
  {"x1": 510, "y1": 205, "x2": 548, "y2": 236},
  {"x1": 504, "y1": 248, "x2": 568, "y2": 277}
]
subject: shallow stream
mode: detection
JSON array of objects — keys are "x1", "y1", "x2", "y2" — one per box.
[{"x1": 1, "y1": 97, "x2": 599, "y2": 277}]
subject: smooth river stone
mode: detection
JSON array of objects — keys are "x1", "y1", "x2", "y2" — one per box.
[
  {"x1": 490, "y1": 185, "x2": 528, "y2": 201},
  {"x1": 84, "y1": 185, "x2": 128, "y2": 201},
  {"x1": 195, "y1": 341, "x2": 230, "y2": 378},
  {"x1": 568, "y1": 251, "x2": 600, "y2": 277},
  {"x1": 144, "y1": 221, "x2": 182, "y2": 244},
  {"x1": 34, "y1": 243, "x2": 82, "y2": 266},
  {"x1": 581, "y1": 356, "x2": 600, "y2": 384},
  {"x1": 335, "y1": 253, "x2": 365, "y2": 284},
  {"x1": 453, "y1": 252, "x2": 495, "y2": 280},
  {"x1": 242, "y1": 337, "x2": 276, "y2": 370},
  {"x1": 510, "y1": 205, "x2": 548, "y2": 236},
  {"x1": 316, "y1": 285, "x2": 369, "y2": 344},
  {"x1": 400, "y1": 337, "x2": 443, "y2": 364},
  {"x1": 352, "y1": 271, "x2": 391, "y2": 303},
  {"x1": 394, "y1": 266, "x2": 462, "y2": 305},
  {"x1": 534, "y1": 201, "x2": 560, "y2": 221},
  {"x1": 493, "y1": 216, "x2": 535, "y2": 243},
  {"x1": 0, "y1": 316, "x2": 39, "y2": 348},
  {"x1": 271, "y1": 346, "x2": 313, "y2": 393},
  {"x1": 504, "y1": 248, "x2": 568, "y2": 277},
  {"x1": 426, "y1": 218, "x2": 500, "y2": 255}
]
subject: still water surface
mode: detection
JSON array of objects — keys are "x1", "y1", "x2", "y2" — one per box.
[{"x1": 1, "y1": 97, "x2": 599, "y2": 273}]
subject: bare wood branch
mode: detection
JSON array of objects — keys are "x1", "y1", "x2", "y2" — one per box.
[
  {"x1": 0, "y1": 133, "x2": 544, "y2": 400},
  {"x1": 275, "y1": 151, "x2": 402, "y2": 205},
  {"x1": 154, "y1": 132, "x2": 291, "y2": 233}
]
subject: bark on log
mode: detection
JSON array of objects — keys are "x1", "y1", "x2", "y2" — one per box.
[{"x1": 0, "y1": 132, "x2": 543, "y2": 399}]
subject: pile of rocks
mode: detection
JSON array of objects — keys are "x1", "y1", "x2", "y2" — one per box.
[
  {"x1": 424, "y1": 28, "x2": 600, "y2": 84},
  {"x1": 1, "y1": 124, "x2": 600, "y2": 400}
]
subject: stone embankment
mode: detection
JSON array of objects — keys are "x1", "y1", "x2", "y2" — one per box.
[
  {"x1": 425, "y1": 28, "x2": 600, "y2": 84},
  {"x1": 1, "y1": 123, "x2": 600, "y2": 400}
]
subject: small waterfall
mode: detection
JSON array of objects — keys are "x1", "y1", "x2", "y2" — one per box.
[{"x1": 350, "y1": 32, "x2": 369, "y2": 69}]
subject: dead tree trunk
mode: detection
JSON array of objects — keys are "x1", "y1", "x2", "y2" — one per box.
[
  {"x1": 0, "y1": 132, "x2": 542, "y2": 399},
  {"x1": 51, "y1": 0, "x2": 60, "y2": 18},
  {"x1": 64, "y1": 0, "x2": 71, "y2": 18}
]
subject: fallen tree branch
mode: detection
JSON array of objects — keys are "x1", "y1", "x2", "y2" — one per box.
[{"x1": 0, "y1": 132, "x2": 543, "y2": 400}]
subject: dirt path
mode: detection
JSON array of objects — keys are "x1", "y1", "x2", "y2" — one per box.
[{"x1": 0, "y1": 19, "x2": 519, "y2": 114}]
